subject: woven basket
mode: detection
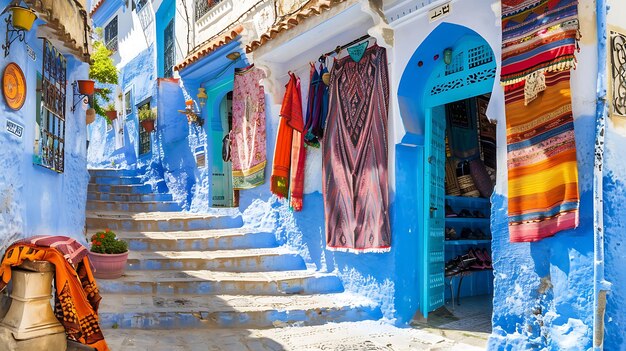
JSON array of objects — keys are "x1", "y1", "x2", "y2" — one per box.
[
  {"x1": 458, "y1": 174, "x2": 480, "y2": 197},
  {"x1": 445, "y1": 159, "x2": 461, "y2": 196}
]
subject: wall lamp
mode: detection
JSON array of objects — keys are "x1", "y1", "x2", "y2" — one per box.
[
  {"x1": 2, "y1": 5, "x2": 37, "y2": 57},
  {"x1": 443, "y1": 48, "x2": 453, "y2": 65},
  {"x1": 197, "y1": 87, "x2": 207, "y2": 108}
]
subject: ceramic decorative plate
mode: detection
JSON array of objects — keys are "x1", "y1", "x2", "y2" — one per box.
[{"x1": 3, "y1": 62, "x2": 26, "y2": 111}]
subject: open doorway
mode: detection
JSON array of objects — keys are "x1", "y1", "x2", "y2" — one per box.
[
  {"x1": 436, "y1": 93, "x2": 496, "y2": 333},
  {"x1": 397, "y1": 24, "x2": 498, "y2": 344},
  {"x1": 210, "y1": 91, "x2": 239, "y2": 207}
]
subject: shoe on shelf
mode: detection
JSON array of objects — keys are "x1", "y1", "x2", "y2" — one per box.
[
  {"x1": 445, "y1": 203, "x2": 457, "y2": 217},
  {"x1": 459, "y1": 227, "x2": 470, "y2": 239},
  {"x1": 445, "y1": 227, "x2": 457, "y2": 240},
  {"x1": 473, "y1": 210, "x2": 486, "y2": 218},
  {"x1": 458, "y1": 209, "x2": 473, "y2": 218}
]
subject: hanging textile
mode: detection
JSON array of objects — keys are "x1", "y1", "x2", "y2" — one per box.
[
  {"x1": 505, "y1": 70, "x2": 579, "y2": 242},
  {"x1": 0, "y1": 239, "x2": 109, "y2": 351},
  {"x1": 502, "y1": 0, "x2": 580, "y2": 242},
  {"x1": 446, "y1": 99, "x2": 479, "y2": 160},
  {"x1": 271, "y1": 72, "x2": 306, "y2": 212},
  {"x1": 289, "y1": 76, "x2": 306, "y2": 211},
  {"x1": 230, "y1": 64, "x2": 267, "y2": 189},
  {"x1": 304, "y1": 63, "x2": 330, "y2": 148},
  {"x1": 323, "y1": 44, "x2": 390, "y2": 253},
  {"x1": 501, "y1": 0, "x2": 579, "y2": 86}
]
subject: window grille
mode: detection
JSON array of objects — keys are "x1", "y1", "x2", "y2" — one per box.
[
  {"x1": 104, "y1": 16, "x2": 118, "y2": 52},
  {"x1": 133, "y1": 0, "x2": 148, "y2": 11},
  {"x1": 34, "y1": 40, "x2": 67, "y2": 173},
  {"x1": 163, "y1": 19, "x2": 175, "y2": 78},
  {"x1": 610, "y1": 30, "x2": 626, "y2": 117},
  {"x1": 138, "y1": 101, "x2": 151, "y2": 155},
  {"x1": 195, "y1": 0, "x2": 222, "y2": 21}
]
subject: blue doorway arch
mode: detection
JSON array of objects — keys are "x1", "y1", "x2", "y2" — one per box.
[{"x1": 395, "y1": 22, "x2": 496, "y2": 319}]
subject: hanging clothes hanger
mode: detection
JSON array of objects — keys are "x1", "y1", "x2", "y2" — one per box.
[{"x1": 318, "y1": 34, "x2": 372, "y2": 61}]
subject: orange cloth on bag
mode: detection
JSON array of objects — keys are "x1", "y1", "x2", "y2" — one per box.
[{"x1": 0, "y1": 243, "x2": 109, "y2": 351}]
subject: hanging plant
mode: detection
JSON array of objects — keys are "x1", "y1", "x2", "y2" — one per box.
[{"x1": 89, "y1": 27, "x2": 119, "y2": 122}]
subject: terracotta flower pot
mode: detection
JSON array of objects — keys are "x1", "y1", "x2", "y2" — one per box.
[
  {"x1": 9, "y1": 6, "x2": 37, "y2": 31},
  {"x1": 140, "y1": 119, "x2": 155, "y2": 133},
  {"x1": 77, "y1": 80, "x2": 95, "y2": 95},
  {"x1": 88, "y1": 251, "x2": 129, "y2": 279},
  {"x1": 105, "y1": 110, "x2": 118, "y2": 121},
  {"x1": 86, "y1": 108, "x2": 96, "y2": 125}
]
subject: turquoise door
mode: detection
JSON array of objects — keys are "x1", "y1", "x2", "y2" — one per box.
[
  {"x1": 420, "y1": 105, "x2": 446, "y2": 318},
  {"x1": 211, "y1": 91, "x2": 235, "y2": 207}
]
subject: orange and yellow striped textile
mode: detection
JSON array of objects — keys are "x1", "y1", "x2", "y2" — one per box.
[{"x1": 505, "y1": 70, "x2": 579, "y2": 242}]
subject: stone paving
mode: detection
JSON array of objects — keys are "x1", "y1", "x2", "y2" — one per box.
[{"x1": 102, "y1": 320, "x2": 485, "y2": 351}]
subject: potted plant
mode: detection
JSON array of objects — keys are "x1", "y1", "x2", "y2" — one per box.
[
  {"x1": 138, "y1": 105, "x2": 156, "y2": 133},
  {"x1": 8, "y1": 6, "x2": 37, "y2": 31},
  {"x1": 88, "y1": 229, "x2": 129, "y2": 279},
  {"x1": 89, "y1": 28, "x2": 119, "y2": 123},
  {"x1": 86, "y1": 108, "x2": 96, "y2": 125},
  {"x1": 77, "y1": 80, "x2": 95, "y2": 95},
  {"x1": 105, "y1": 103, "x2": 117, "y2": 123}
]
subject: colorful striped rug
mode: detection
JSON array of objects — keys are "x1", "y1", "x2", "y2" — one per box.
[
  {"x1": 505, "y1": 70, "x2": 579, "y2": 242},
  {"x1": 502, "y1": 0, "x2": 580, "y2": 242},
  {"x1": 502, "y1": 0, "x2": 579, "y2": 85}
]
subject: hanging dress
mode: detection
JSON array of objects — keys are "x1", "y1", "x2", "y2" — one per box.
[
  {"x1": 323, "y1": 44, "x2": 391, "y2": 252},
  {"x1": 230, "y1": 64, "x2": 267, "y2": 189}
]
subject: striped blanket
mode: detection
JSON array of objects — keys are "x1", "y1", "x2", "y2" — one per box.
[
  {"x1": 502, "y1": 0, "x2": 579, "y2": 85},
  {"x1": 502, "y1": 0, "x2": 580, "y2": 242}
]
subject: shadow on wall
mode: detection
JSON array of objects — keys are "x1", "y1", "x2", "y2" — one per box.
[
  {"x1": 602, "y1": 127, "x2": 626, "y2": 350},
  {"x1": 241, "y1": 190, "x2": 420, "y2": 323},
  {"x1": 488, "y1": 186, "x2": 594, "y2": 349},
  {"x1": 151, "y1": 80, "x2": 198, "y2": 209}
]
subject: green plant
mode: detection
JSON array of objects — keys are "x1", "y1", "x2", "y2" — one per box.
[
  {"x1": 105, "y1": 102, "x2": 116, "y2": 112},
  {"x1": 138, "y1": 106, "x2": 156, "y2": 122},
  {"x1": 89, "y1": 27, "x2": 118, "y2": 122},
  {"x1": 90, "y1": 229, "x2": 128, "y2": 254}
]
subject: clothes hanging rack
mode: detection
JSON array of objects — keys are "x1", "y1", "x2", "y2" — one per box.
[{"x1": 319, "y1": 34, "x2": 371, "y2": 62}]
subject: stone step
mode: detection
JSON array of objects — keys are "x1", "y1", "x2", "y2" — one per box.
[
  {"x1": 88, "y1": 183, "x2": 153, "y2": 194},
  {"x1": 101, "y1": 321, "x2": 466, "y2": 351},
  {"x1": 87, "y1": 192, "x2": 173, "y2": 202},
  {"x1": 90, "y1": 176, "x2": 143, "y2": 185},
  {"x1": 108, "y1": 229, "x2": 277, "y2": 251},
  {"x1": 87, "y1": 200, "x2": 181, "y2": 212},
  {"x1": 88, "y1": 169, "x2": 139, "y2": 177},
  {"x1": 126, "y1": 248, "x2": 306, "y2": 272},
  {"x1": 97, "y1": 292, "x2": 381, "y2": 329},
  {"x1": 85, "y1": 212, "x2": 243, "y2": 232},
  {"x1": 97, "y1": 270, "x2": 344, "y2": 296}
]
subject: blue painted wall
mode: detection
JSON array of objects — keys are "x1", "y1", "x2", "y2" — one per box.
[
  {"x1": 88, "y1": 44, "x2": 157, "y2": 169},
  {"x1": 0, "y1": 1, "x2": 90, "y2": 252},
  {"x1": 604, "y1": 125, "x2": 626, "y2": 350},
  {"x1": 156, "y1": 0, "x2": 175, "y2": 78}
]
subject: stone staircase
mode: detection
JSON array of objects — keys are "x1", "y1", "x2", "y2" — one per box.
[{"x1": 86, "y1": 169, "x2": 381, "y2": 334}]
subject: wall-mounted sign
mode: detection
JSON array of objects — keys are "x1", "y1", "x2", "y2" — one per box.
[
  {"x1": 6, "y1": 119, "x2": 23, "y2": 139},
  {"x1": 429, "y1": 2, "x2": 451, "y2": 23},
  {"x1": 195, "y1": 146, "x2": 206, "y2": 168},
  {"x1": 2, "y1": 63, "x2": 26, "y2": 111}
]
